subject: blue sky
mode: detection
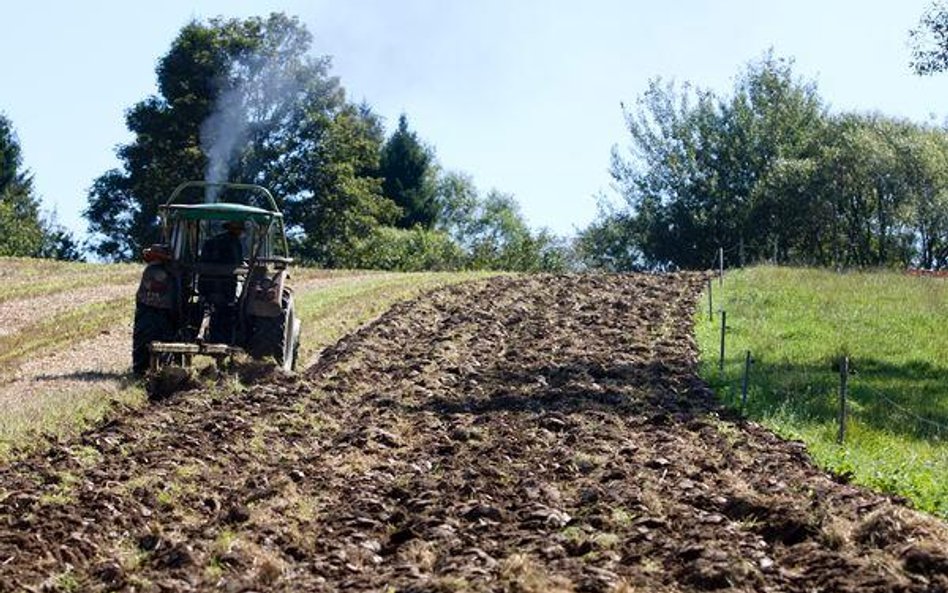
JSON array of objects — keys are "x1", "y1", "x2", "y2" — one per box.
[{"x1": 3, "y1": 1, "x2": 948, "y2": 239}]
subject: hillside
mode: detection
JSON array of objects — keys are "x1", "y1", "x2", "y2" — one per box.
[{"x1": 0, "y1": 257, "x2": 485, "y2": 455}]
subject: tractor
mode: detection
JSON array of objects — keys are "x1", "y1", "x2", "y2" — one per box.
[{"x1": 132, "y1": 181, "x2": 301, "y2": 374}]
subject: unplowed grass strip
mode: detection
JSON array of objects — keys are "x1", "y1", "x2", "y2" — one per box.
[
  {"x1": 291, "y1": 267, "x2": 386, "y2": 283},
  {"x1": 0, "y1": 296, "x2": 133, "y2": 379},
  {"x1": 696, "y1": 266, "x2": 948, "y2": 519},
  {"x1": 0, "y1": 283, "x2": 135, "y2": 339},
  {"x1": 0, "y1": 257, "x2": 140, "y2": 303}
]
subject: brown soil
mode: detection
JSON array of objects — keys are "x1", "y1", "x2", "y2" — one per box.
[{"x1": 0, "y1": 274, "x2": 945, "y2": 592}]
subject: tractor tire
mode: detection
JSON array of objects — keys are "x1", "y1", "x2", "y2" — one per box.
[
  {"x1": 132, "y1": 302, "x2": 175, "y2": 375},
  {"x1": 248, "y1": 291, "x2": 297, "y2": 371}
]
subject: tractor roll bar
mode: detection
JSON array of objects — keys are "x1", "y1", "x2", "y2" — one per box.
[{"x1": 165, "y1": 181, "x2": 281, "y2": 213}]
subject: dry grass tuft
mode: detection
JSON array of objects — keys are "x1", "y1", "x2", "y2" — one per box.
[
  {"x1": 398, "y1": 539, "x2": 438, "y2": 573},
  {"x1": 821, "y1": 513, "x2": 855, "y2": 551},
  {"x1": 499, "y1": 553, "x2": 574, "y2": 593},
  {"x1": 855, "y1": 505, "x2": 948, "y2": 550}
]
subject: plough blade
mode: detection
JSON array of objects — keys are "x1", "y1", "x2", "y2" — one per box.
[{"x1": 148, "y1": 341, "x2": 244, "y2": 372}]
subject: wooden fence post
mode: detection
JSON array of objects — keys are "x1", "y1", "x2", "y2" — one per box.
[
  {"x1": 719, "y1": 247, "x2": 724, "y2": 286},
  {"x1": 719, "y1": 310, "x2": 726, "y2": 372}
]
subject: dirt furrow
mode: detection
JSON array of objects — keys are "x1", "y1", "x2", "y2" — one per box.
[{"x1": 0, "y1": 274, "x2": 944, "y2": 592}]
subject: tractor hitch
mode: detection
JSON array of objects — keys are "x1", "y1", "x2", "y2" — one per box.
[{"x1": 148, "y1": 341, "x2": 244, "y2": 372}]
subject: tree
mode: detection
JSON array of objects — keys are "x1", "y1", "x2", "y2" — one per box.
[
  {"x1": 592, "y1": 53, "x2": 827, "y2": 270},
  {"x1": 429, "y1": 170, "x2": 570, "y2": 271},
  {"x1": 433, "y1": 171, "x2": 479, "y2": 242},
  {"x1": 576, "y1": 198, "x2": 643, "y2": 271},
  {"x1": 281, "y1": 102, "x2": 399, "y2": 265},
  {"x1": 85, "y1": 13, "x2": 395, "y2": 264},
  {"x1": 911, "y1": 2, "x2": 948, "y2": 74},
  {"x1": 448, "y1": 188, "x2": 565, "y2": 272},
  {"x1": 0, "y1": 115, "x2": 49, "y2": 257},
  {"x1": 584, "y1": 47, "x2": 948, "y2": 271},
  {"x1": 379, "y1": 114, "x2": 439, "y2": 229}
]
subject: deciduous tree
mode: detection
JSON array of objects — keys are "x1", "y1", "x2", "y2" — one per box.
[{"x1": 85, "y1": 14, "x2": 395, "y2": 264}]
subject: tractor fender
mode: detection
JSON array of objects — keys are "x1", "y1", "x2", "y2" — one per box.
[
  {"x1": 246, "y1": 267, "x2": 289, "y2": 318},
  {"x1": 136, "y1": 263, "x2": 175, "y2": 310}
]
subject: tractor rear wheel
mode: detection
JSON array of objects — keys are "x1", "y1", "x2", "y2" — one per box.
[
  {"x1": 132, "y1": 303, "x2": 175, "y2": 375},
  {"x1": 248, "y1": 291, "x2": 297, "y2": 371}
]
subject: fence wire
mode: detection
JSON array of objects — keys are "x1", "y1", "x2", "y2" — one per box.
[
  {"x1": 709, "y1": 251, "x2": 947, "y2": 439},
  {"x1": 856, "y1": 381, "x2": 948, "y2": 436}
]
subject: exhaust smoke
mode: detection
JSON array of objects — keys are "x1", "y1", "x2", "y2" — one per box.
[
  {"x1": 200, "y1": 87, "x2": 248, "y2": 203},
  {"x1": 198, "y1": 50, "x2": 307, "y2": 204}
]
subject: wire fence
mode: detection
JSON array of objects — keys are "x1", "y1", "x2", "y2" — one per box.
[
  {"x1": 706, "y1": 249, "x2": 948, "y2": 442},
  {"x1": 858, "y1": 381, "x2": 948, "y2": 436}
]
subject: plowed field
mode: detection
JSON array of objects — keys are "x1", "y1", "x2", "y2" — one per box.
[{"x1": 0, "y1": 274, "x2": 946, "y2": 592}]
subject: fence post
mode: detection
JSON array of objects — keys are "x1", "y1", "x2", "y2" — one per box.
[
  {"x1": 741, "y1": 350, "x2": 752, "y2": 411},
  {"x1": 837, "y1": 356, "x2": 849, "y2": 444},
  {"x1": 708, "y1": 277, "x2": 713, "y2": 322},
  {"x1": 739, "y1": 237, "x2": 745, "y2": 268},
  {"x1": 719, "y1": 310, "x2": 726, "y2": 372},
  {"x1": 718, "y1": 247, "x2": 724, "y2": 286}
]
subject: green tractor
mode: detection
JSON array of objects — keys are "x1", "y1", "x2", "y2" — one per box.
[{"x1": 132, "y1": 181, "x2": 301, "y2": 374}]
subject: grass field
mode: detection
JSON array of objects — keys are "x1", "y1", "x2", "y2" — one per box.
[
  {"x1": 696, "y1": 266, "x2": 948, "y2": 519},
  {"x1": 0, "y1": 258, "x2": 491, "y2": 457},
  {"x1": 0, "y1": 257, "x2": 141, "y2": 302}
]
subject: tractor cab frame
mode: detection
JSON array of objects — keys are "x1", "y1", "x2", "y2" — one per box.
[{"x1": 132, "y1": 181, "x2": 301, "y2": 374}]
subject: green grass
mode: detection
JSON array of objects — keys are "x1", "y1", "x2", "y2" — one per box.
[
  {"x1": 0, "y1": 257, "x2": 140, "y2": 303},
  {"x1": 695, "y1": 266, "x2": 948, "y2": 519},
  {"x1": 0, "y1": 297, "x2": 134, "y2": 378}
]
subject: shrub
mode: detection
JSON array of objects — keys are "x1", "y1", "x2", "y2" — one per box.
[{"x1": 343, "y1": 226, "x2": 465, "y2": 271}]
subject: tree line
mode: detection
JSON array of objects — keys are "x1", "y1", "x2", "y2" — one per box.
[
  {"x1": 6, "y1": 8, "x2": 948, "y2": 271},
  {"x1": 579, "y1": 51, "x2": 948, "y2": 271},
  {"x1": 81, "y1": 14, "x2": 565, "y2": 272},
  {"x1": 2, "y1": 14, "x2": 564, "y2": 272},
  {"x1": 579, "y1": 4, "x2": 948, "y2": 271}
]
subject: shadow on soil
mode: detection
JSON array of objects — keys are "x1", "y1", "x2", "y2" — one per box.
[
  {"x1": 406, "y1": 358, "x2": 726, "y2": 423},
  {"x1": 402, "y1": 353, "x2": 946, "y2": 443},
  {"x1": 33, "y1": 370, "x2": 132, "y2": 383}
]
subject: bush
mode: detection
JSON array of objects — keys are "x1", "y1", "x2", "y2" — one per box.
[{"x1": 343, "y1": 226, "x2": 465, "y2": 271}]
